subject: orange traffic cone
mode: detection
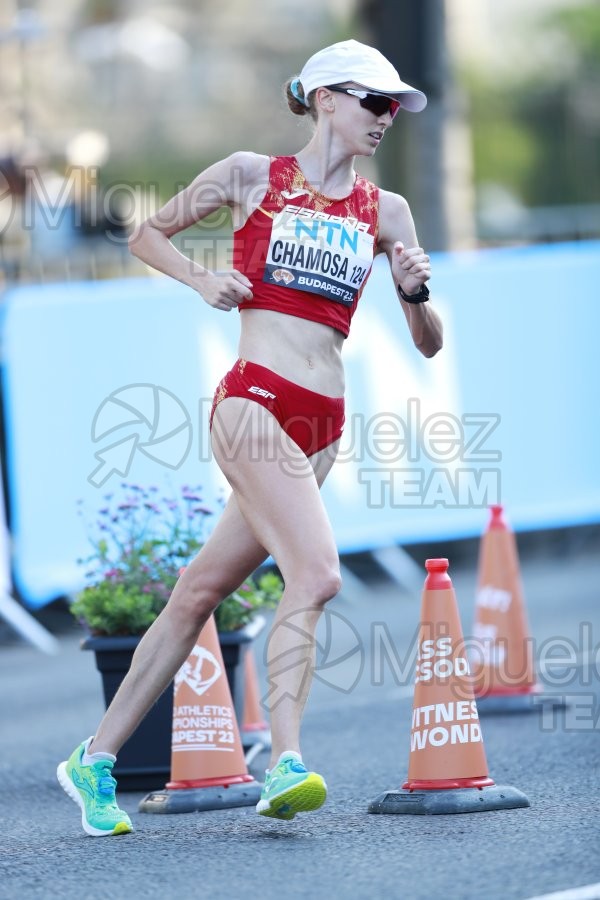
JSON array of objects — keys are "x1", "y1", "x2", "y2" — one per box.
[
  {"x1": 470, "y1": 505, "x2": 541, "y2": 713},
  {"x1": 369, "y1": 558, "x2": 529, "y2": 815},
  {"x1": 139, "y1": 614, "x2": 262, "y2": 813},
  {"x1": 241, "y1": 647, "x2": 272, "y2": 751}
]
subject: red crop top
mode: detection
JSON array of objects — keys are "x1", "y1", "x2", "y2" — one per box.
[{"x1": 235, "y1": 155, "x2": 379, "y2": 338}]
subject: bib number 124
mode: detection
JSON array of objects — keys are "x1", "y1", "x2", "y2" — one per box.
[{"x1": 350, "y1": 264, "x2": 367, "y2": 285}]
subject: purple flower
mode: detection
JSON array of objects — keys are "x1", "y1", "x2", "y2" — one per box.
[{"x1": 192, "y1": 506, "x2": 212, "y2": 515}]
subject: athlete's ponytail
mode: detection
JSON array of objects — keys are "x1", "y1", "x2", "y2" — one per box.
[{"x1": 284, "y1": 78, "x2": 317, "y2": 121}]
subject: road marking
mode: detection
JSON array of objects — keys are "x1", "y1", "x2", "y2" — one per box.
[{"x1": 526, "y1": 883, "x2": 600, "y2": 899}]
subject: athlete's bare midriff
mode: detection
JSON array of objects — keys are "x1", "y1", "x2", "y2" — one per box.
[{"x1": 238, "y1": 307, "x2": 346, "y2": 397}]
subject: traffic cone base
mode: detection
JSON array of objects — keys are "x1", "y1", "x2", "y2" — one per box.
[
  {"x1": 166, "y1": 773, "x2": 255, "y2": 790},
  {"x1": 139, "y1": 781, "x2": 262, "y2": 815},
  {"x1": 477, "y1": 689, "x2": 567, "y2": 716},
  {"x1": 477, "y1": 681, "x2": 540, "y2": 714},
  {"x1": 480, "y1": 683, "x2": 541, "y2": 697},
  {"x1": 402, "y1": 775, "x2": 494, "y2": 791},
  {"x1": 369, "y1": 784, "x2": 530, "y2": 816},
  {"x1": 477, "y1": 694, "x2": 537, "y2": 715}
]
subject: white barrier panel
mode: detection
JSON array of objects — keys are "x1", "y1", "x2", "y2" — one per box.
[
  {"x1": 0, "y1": 442, "x2": 59, "y2": 650},
  {"x1": 2, "y1": 241, "x2": 599, "y2": 608}
]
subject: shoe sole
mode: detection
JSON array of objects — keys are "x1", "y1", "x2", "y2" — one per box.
[
  {"x1": 257, "y1": 773, "x2": 327, "y2": 820},
  {"x1": 56, "y1": 762, "x2": 133, "y2": 837}
]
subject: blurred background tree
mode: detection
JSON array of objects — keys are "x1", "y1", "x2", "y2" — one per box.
[
  {"x1": 360, "y1": 0, "x2": 600, "y2": 248},
  {"x1": 469, "y1": 4, "x2": 600, "y2": 206},
  {"x1": 462, "y1": 1, "x2": 600, "y2": 242}
]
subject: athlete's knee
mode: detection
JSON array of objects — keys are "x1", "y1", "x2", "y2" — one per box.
[
  {"x1": 169, "y1": 564, "x2": 226, "y2": 627},
  {"x1": 296, "y1": 560, "x2": 342, "y2": 606},
  {"x1": 321, "y1": 566, "x2": 343, "y2": 603}
]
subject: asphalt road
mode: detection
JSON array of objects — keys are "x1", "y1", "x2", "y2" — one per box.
[{"x1": 1, "y1": 531, "x2": 599, "y2": 900}]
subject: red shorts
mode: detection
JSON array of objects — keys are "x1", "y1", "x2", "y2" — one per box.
[{"x1": 210, "y1": 359, "x2": 345, "y2": 456}]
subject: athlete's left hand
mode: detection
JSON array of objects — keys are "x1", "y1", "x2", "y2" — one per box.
[{"x1": 392, "y1": 242, "x2": 431, "y2": 297}]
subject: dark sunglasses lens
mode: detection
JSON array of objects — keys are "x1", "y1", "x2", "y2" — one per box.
[{"x1": 360, "y1": 94, "x2": 400, "y2": 119}]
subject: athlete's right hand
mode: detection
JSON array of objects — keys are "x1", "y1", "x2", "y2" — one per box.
[{"x1": 196, "y1": 270, "x2": 253, "y2": 311}]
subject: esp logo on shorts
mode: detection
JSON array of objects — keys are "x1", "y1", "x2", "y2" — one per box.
[{"x1": 248, "y1": 386, "x2": 276, "y2": 400}]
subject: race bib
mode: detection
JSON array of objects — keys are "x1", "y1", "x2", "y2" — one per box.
[{"x1": 263, "y1": 206, "x2": 375, "y2": 306}]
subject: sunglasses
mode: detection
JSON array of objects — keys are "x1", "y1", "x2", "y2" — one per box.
[{"x1": 325, "y1": 86, "x2": 401, "y2": 120}]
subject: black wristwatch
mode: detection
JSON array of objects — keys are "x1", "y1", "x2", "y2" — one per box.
[{"x1": 397, "y1": 283, "x2": 430, "y2": 304}]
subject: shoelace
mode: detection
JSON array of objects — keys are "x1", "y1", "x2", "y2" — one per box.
[
  {"x1": 269, "y1": 760, "x2": 307, "y2": 782},
  {"x1": 96, "y1": 765, "x2": 117, "y2": 797},
  {"x1": 282, "y1": 759, "x2": 307, "y2": 774}
]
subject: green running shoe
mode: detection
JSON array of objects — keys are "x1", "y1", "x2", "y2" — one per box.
[
  {"x1": 57, "y1": 738, "x2": 133, "y2": 837},
  {"x1": 256, "y1": 752, "x2": 327, "y2": 820}
]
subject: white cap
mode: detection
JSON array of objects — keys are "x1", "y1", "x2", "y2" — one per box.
[{"x1": 298, "y1": 39, "x2": 427, "y2": 113}]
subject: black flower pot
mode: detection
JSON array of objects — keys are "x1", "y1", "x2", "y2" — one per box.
[
  {"x1": 81, "y1": 615, "x2": 266, "y2": 792},
  {"x1": 81, "y1": 635, "x2": 172, "y2": 792}
]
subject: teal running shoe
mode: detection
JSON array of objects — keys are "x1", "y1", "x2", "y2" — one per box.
[
  {"x1": 57, "y1": 739, "x2": 133, "y2": 837},
  {"x1": 256, "y1": 753, "x2": 327, "y2": 820}
]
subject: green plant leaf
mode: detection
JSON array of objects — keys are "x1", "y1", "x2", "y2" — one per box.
[{"x1": 72, "y1": 485, "x2": 283, "y2": 635}]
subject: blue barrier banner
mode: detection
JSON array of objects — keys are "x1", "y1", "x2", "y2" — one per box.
[
  {"x1": 2, "y1": 241, "x2": 599, "y2": 608},
  {"x1": 1, "y1": 278, "x2": 233, "y2": 608},
  {"x1": 322, "y1": 240, "x2": 600, "y2": 548}
]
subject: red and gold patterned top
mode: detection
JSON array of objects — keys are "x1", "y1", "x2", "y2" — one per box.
[{"x1": 235, "y1": 155, "x2": 379, "y2": 337}]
